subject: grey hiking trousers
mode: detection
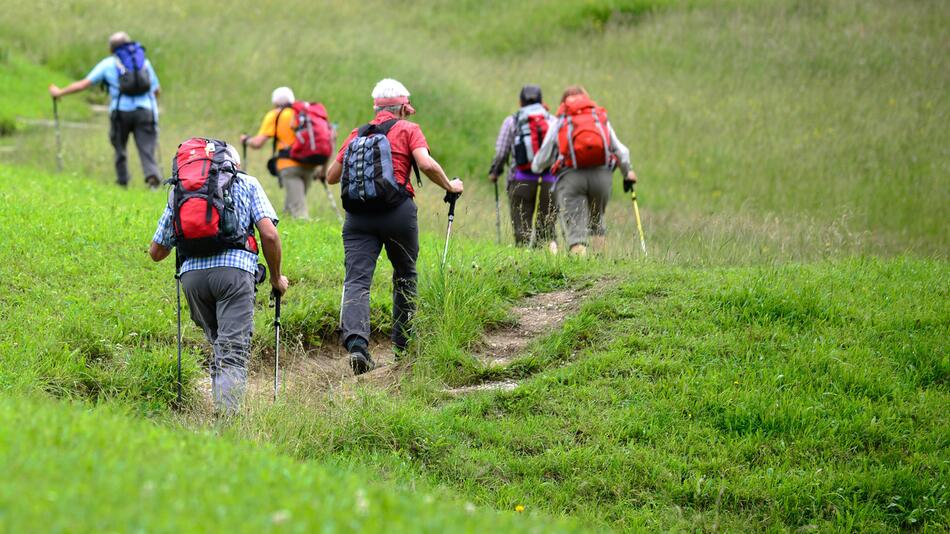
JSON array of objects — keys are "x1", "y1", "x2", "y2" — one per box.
[
  {"x1": 181, "y1": 267, "x2": 255, "y2": 414},
  {"x1": 556, "y1": 167, "x2": 613, "y2": 247},
  {"x1": 340, "y1": 199, "x2": 419, "y2": 352},
  {"x1": 109, "y1": 108, "x2": 160, "y2": 186},
  {"x1": 509, "y1": 179, "x2": 557, "y2": 247},
  {"x1": 278, "y1": 165, "x2": 317, "y2": 219}
]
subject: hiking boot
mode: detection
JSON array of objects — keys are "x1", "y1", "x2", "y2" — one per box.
[
  {"x1": 146, "y1": 175, "x2": 161, "y2": 191},
  {"x1": 569, "y1": 244, "x2": 588, "y2": 257},
  {"x1": 347, "y1": 339, "x2": 376, "y2": 375},
  {"x1": 350, "y1": 351, "x2": 376, "y2": 375}
]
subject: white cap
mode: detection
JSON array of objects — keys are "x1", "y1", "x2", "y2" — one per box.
[
  {"x1": 271, "y1": 86, "x2": 295, "y2": 106},
  {"x1": 371, "y1": 78, "x2": 410, "y2": 99}
]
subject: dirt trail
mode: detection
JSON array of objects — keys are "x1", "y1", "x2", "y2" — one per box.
[
  {"x1": 246, "y1": 338, "x2": 398, "y2": 401},
  {"x1": 194, "y1": 284, "x2": 596, "y2": 410},
  {"x1": 473, "y1": 287, "x2": 583, "y2": 368}
]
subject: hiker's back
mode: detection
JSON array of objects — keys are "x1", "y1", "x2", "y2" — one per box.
[
  {"x1": 167, "y1": 138, "x2": 259, "y2": 259},
  {"x1": 554, "y1": 95, "x2": 613, "y2": 173},
  {"x1": 339, "y1": 113, "x2": 426, "y2": 214},
  {"x1": 512, "y1": 103, "x2": 551, "y2": 172}
]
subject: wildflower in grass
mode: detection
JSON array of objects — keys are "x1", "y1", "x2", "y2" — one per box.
[{"x1": 515, "y1": 504, "x2": 525, "y2": 513}]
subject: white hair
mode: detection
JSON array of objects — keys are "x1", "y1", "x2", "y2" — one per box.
[
  {"x1": 371, "y1": 78, "x2": 410, "y2": 100},
  {"x1": 109, "y1": 31, "x2": 131, "y2": 51},
  {"x1": 226, "y1": 144, "x2": 241, "y2": 167},
  {"x1": 271, "y1": 86, "x2": 295, "y2": 107}
]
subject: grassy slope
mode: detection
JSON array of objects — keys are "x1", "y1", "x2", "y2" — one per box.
[
  {"x1": 233, "y1": 258, "x2": 949, "y2": 531},
  {"x1": 0, "y1": 395, "x2": 573, "y2": 532},
  {"x1": 2, "y1": 166, "x2": 946, "y2": 531},
  {"x1": 0, "y1": 0, "x2": 948, "y2": 531},
  {"x1": 0, "y1": 0, "x2": 946, "y2": 261},
  {"x1": 0, "y1": 50, "x2": 89, "y2": 134}
]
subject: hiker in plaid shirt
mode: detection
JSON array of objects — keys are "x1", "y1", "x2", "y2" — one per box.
[
  {"x1": 488, "y1": 85, "x2": 558, "y2": 253},
  {"x1": 149, "y1": 144, "x2": 288, "y2": 414}
]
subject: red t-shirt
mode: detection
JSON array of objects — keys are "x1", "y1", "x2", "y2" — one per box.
[{"x1": 336, "y1": 111, "x2": 429, "y2": 196}]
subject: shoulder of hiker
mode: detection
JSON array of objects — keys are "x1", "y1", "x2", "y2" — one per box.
[{"x1": 398, "y1": 120, "x2": 428, "y2": 147}]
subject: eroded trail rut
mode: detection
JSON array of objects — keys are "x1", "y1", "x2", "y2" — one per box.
[{"x1": 197, "y1": 283, "x2": 596, "y2": 409}]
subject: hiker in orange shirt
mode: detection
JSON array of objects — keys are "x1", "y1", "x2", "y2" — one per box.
[{"x1": 242, "y1": 87, "x2": 332, "y2": 219}]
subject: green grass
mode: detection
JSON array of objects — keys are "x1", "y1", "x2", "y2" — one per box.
[
  {"x1": 0, "y1": 0, "x2": 946, "y2": 261},
  {"x1": 3, "y1": 166, "x2": 945, "y2": 531},
  {"x1": 228, "y1": 257, "x2": 950, "y2": 531},
  {"x1": 0, "y1": 50, "x2": 89, "y2": 135},
  {"x1": 0, "y1": 0, "x2": 948, "y2": 531},
  {"x1": 0, "y1": 395, "x2": 574, "y2": 532}
]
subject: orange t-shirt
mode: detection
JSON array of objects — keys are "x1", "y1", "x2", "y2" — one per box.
[{"x1": 256, "y1": 107, "x2": 301, "y2": 170}]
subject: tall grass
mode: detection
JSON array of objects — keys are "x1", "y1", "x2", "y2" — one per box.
[{"x1": 0, "y1": 0, "x2": 946, "y2": 262}]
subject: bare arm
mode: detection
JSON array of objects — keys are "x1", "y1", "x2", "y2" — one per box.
[
  {"x1": 49, "y1": 79, "x2": 92, "y2": 99},
  {"x1": 326, "y1": 159, "x2": 342, "y2": 185},
  {"x1": 256, "y1": 217, "x2": 288, "y2": 294},
  {"x1": 239, "y1": 134, "x2": 269, "y2": 150},
  {"x1": 412, "y1": 147, "x2": 462, "y2": 193},
  {"x1": 149, "y1": 241, "x2": 171, "y2": 262}
]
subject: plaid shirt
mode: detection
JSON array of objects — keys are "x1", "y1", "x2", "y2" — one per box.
[
  {"x1": 152, "y1": 173, "x2": 278, "y2": 275},
  {"x1": 489, "y1": 107, "x2": 557, "y2": 183}
]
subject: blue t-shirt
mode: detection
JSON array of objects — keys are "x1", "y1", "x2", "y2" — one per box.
[{"x1": 85, "y1": 56, "x2": 160, "y2": 114}]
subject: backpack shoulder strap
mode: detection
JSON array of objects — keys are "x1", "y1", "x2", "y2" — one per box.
[
  {"x1": 393, "y1": 119, "x2": 423, "y2": 188},
  {"x1": 271, "y1": 106, "x2": 290, "y2": 157},
  {"x1": 359, "y1": 118, "x2": 400, "y2": 137}
]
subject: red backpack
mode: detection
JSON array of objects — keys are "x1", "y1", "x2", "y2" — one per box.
[
  {"x1": 271, "y1": 101, "x2": 333, "y2": 166},
  {"x1": 168, "y1": 137, "x2": 258, "y2": 258},
  {"x1": 553, "y1": 95, "x2": 614, "y2": 173},
  {"x1": 512, "y1": 103, "x2": 551, "y2": 171}
]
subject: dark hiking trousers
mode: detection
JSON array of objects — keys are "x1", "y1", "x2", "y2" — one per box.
[
  {"x1": 181, "y1": 267, "x2": 255, "y2": 414},
  {"x1": 340, "y1": 199, "x2": 419, "y2": 352},
  {"x1": 109, "y1": 108, "x2": 161, "y2": 186},
  {"x1": 509, "y1": 179, "x2": 557, "y2": 247}
]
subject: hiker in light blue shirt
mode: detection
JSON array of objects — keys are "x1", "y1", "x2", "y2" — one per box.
[
  {"x1": 86, "y1": 53, "x2": 160, "y2": 116},
  {"x1": 49, "y1": 31, "x2": 162, "y2": 189}
]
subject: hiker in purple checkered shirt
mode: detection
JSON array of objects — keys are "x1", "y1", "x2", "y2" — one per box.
[{"x1": 488, "y1": 85, "x2": 559, "y2": 254}]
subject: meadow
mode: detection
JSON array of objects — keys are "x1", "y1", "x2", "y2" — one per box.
[{"x1": 0, "y1": 0, "x2": 947, "y2": 531}]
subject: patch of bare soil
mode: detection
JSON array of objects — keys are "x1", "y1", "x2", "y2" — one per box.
[
  {"x1": 245, "y1": 337, "x2": 397, "y2": 401},
  {"x1": 475, "y1": 287, "x2": 585, "y2": 367},
  {"x1": 189, "y1": 282, "x2": 602, "y2": 410},
  {"x1": 444, "y1": 281, "x2": 606, "y2": 396}
]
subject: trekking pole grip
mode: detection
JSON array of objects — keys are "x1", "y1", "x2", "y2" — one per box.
[
  {"x1": 444, "y1": 183, "x2": 461, "y2": 218},
  {"x1": 272, "y1": 289, "x2": 281, "y2": 325}
]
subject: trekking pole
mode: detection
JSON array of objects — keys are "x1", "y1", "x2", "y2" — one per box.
[
  {"x1": 493, "y1": 179, "x2": 501, "y2": 244},
  {"x1": 630, "y1": 186, "x2": 647, "y2": 255},
  {"x1": 321, "y1": 178, "x2": 344, "y2": 224},
  {"x1": 52, "y1": 97, "x2": 63, "y2": 172},
  {"x1": 527, "y1": 175, "x2": 544, "y2": 249},
  {"x1": 175, "y1": 251, "x2": 183, "y2": 405},
  {"x1": 442, "y1": 186, "x2": 461, "y2": 268},
  {"x1": 241, "y1": 138, "x2": 248, "y2": 172},
  {"x1": 272, "y1": 288, "x2": 282, "y2": 401}
]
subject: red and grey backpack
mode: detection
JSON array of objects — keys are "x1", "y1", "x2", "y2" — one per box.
[
  {"x1": 552, "y1": 94, "x2": 615, "y2": 174},
  {"x1": 512, "y1": 103, "x2": 551, "y2": 171},
  {"x1": 167, "y1": 137, "x2": 258, "y2": 258},
  {"x1": 270, "y1": 101, "x2": 333, "y2": 168}
]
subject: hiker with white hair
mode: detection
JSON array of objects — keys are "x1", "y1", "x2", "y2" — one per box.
[
  {"x1": 242, "y1": 86, "x2": 334, "y2": 219},
  {"x1": 149, "y1": 138, "x2": 288, "y2": 414},
  {"x1": 49, "y1": 31, "x2": 162, "y2": 189},
  {"x1": 326, "y1": 78, "x2": 464, "y2": 374}
]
